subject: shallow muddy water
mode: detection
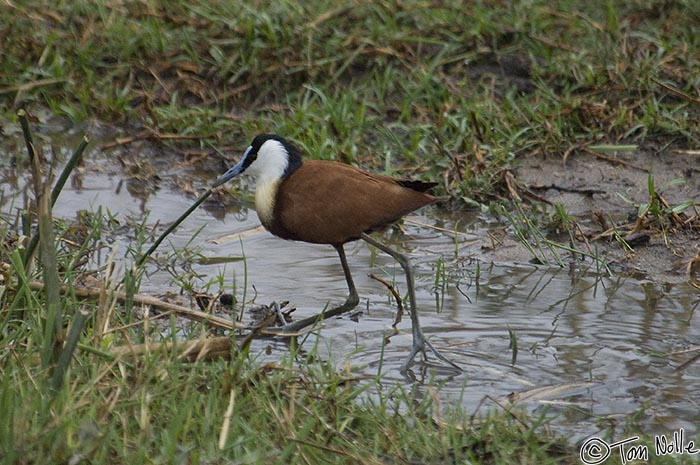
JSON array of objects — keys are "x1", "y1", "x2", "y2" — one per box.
[{"x1": 2, "y1": 142, "x2": 699, "y2": 446}]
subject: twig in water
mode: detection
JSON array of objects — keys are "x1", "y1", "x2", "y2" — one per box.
[
  {"x1": 369, "y1": 273, "x2": 403, "y2": 328},
  {"x1": 675, "y1": 350, "x2": 700, "y2": 372}
]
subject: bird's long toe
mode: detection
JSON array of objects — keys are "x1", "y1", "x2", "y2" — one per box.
[{"x1": 400, "y1": 333, "x2": 461, "y2": 372}]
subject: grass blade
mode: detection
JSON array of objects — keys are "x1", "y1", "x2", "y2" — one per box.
[
  {"x1": 134, "y1": 187, "x2": 215, "y2": 269},
  {"x1": 23, "y1": 135, "x2": 89, "y2": 265},
  {"x1": 51, "y1": 308, "x2": 90, "y2": 392},
  {"x1": 18, "y1": 110, "x2": 64, "y2": 369}
]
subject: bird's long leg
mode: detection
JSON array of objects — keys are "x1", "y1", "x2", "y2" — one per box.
[
  {"x1": 361, "y1": 233, "x2": 460, "y2": 372},
  {"x1": 279, "y1": 244, "x2": 359, "y2": 333},
  {"x1": 335, "y1": 243, "x2": 360, "y2": 309}
]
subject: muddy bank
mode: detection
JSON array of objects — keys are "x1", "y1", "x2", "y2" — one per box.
[{"x1": 500, "y1": 144, "x2": 700, "y2": 283}]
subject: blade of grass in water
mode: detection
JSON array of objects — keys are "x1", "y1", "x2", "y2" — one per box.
[
  {"x1": 22, "y1": 133, "x2": 89, "y2": 267},
  {"x1": 19, "y1": 110, "x2": 63, "y2": 369},
  {"x1": 134, "y1": 187, "x2": 215, "y2": 269}
]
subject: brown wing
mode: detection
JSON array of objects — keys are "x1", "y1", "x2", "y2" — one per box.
[{"x1": 271, "y1": 160, "x2": 435, "y2": 245}]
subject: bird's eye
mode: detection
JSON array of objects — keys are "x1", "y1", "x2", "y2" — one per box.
[
  {"x1": 243, "y1": 146, "x2": 256, "y2": 159},
  {"x1": 242, "y1": 146, "x2": 257, "y2": 167}
]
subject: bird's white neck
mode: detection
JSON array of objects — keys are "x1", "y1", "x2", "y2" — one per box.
[
  {"x1": 254, "y1": 178, "x2": 280, "y2": 227},
  {"x1": 246, "y1": 139, "x2": 290, "y2": 226}
]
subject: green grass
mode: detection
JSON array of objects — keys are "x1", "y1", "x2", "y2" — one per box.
[
  {"x1": 3, "y1": 1, "x2": 700, "y2": 463},
  {"x1": 0, "y1": 129, "x2": 578, "y2": 463},
  {"x1": 0, "y1": 121, "x2": 582, "y2": 464},
  {"x1": 2, "y1": 115, "x2": 694, "y2": 465},
  {"x1": 3, "y1": 0, "x2": 700, "y2": 205},
  {"x1": 0, "y1": 332, "x2": 576, "y2": 464}
]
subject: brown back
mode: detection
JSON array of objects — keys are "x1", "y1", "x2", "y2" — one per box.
[{"x1": 268, "y1": 160, "x2": 436, "y2": 245}]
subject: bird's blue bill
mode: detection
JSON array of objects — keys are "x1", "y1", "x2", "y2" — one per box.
[{"x1": 212, "y1": 146, "x2": 251, "y2": 187}]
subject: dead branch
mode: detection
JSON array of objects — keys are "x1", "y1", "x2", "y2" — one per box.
[
  {"x1": 26, "y1": 281, "x2": 242, "y2": 330},
  {"x1": 111, "y1": 335, "x2": 233, "y2": 361}
]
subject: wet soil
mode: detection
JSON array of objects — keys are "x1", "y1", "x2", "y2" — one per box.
[{"x1": 507, "y1": 144, "x2": 700, "y2": 283}]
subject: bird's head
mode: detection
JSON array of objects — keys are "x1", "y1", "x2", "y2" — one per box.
[{"x1": 213, "y1": 134, "x2": 303, "y2": 187}]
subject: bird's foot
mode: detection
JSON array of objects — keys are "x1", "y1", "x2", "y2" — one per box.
[
  {"x1": 245, "y1": 301, "x2": 300, "y2": 335},
  {"x1": 400, "y1": 332, "x2": 461, "y2": 373},
  {"x1": 269, "y1": 297, "x2": 359, "y2": 335}
]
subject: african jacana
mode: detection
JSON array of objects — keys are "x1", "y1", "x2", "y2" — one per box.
[{"x1": 213, "y1": 134, "x2": 458, "y2": 371}]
